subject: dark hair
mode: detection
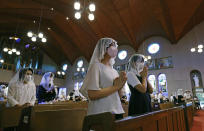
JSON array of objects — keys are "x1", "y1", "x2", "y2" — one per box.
[
  {"x1": 50, "y1": 73, "x2": 54, "y2": 78},
  {"x1": 131, "y1": 55, "x2": 144, "y2": 63},
  {"x1": 19, "y1": 68, "x2": 33, "y2": 80}
]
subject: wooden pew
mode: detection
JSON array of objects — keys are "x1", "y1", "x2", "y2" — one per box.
[
  {"x1": 82, "y1": 106, "x2": 192, "y2": 131},
  {"x1": 183, "y1": 103, "x2": 194, "y2": 131},
  {"x1": 0, "y1": 106, "x2": 22, "y2": 128},
  {"x1": 0, "y1": 102, "x2": 88, "y2": 130},
  {"x1": 33, "y1": 101, "x2": 88, "y2": 111},
  {"x1": 30, "y1": 109, "x2": 87, "y2": 131},
  {"x1": 159, "y1": 102, "x2": 174, "y2": 110},
  {"x1": 34, "y1": 103, "x2": 87, "y2": 112}
]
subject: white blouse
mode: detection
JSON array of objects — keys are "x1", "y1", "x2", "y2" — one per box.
[
  {"x1": 81, "y1": 63, "x2": 124, "y2": 115},
  {"x1": 7, "y1": 81, "x2": 36, "y2": 107},
  {"x1": 127, "y1": 69, "x2": 147, "y2": 89}
]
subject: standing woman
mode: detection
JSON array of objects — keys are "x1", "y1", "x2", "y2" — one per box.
[
  {"x1": 127, "y1": 54, "x2": 153, "y2": 116},
  {"x1": 7, "y1": 68, "x2": 36, "y2": 107},
  {"x1": 80, "y1": 38, "x2": 127, "y2": 120}
]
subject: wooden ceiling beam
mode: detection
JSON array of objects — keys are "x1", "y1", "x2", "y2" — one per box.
[{"x1": 0, "y1": 19, "x2": 75, "y2": 64}]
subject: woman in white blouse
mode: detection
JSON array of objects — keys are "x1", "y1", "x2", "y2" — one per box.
[
  {"x1": 80, "y1": 38, "x2": 127, "y2": 120},
  {"x1": 7, "y1": 68, "x2": 36, "y2": 107}
]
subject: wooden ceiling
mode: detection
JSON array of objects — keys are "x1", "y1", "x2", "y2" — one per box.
[{"x1": 1, "y1": 0, "x2": 204, "y2": 64}]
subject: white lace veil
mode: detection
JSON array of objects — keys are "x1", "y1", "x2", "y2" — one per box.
[
  {"x1": 88, "y1": 37, "x2": 118, "y2": 71},
  {"x1": 127, "y1": 54, "x2": 145, "y2": 76},
  {"x1": 8, "y1": 68, "x2": 34, "y2": 87},
  {"x1": 80, "y1": 37, "x2": 118, "y2": 98},
  {"x1": 40, "y1": 72, "x2": 54, "y2": 91}
]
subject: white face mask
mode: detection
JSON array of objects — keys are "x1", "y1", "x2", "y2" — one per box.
[
  {"x1": 137, "y1": 62, "x2": 144, "y2": 73},
  {"x1": 24, "y1": 75, "x2": 32, "y2": 82},
  {"x1": 109, "y1": 58, "x2": 115, "y2": 66}
]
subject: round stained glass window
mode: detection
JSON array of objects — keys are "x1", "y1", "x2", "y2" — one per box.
[
  {"x1": 148, "y1": 43, "x2": 160, "y2": 54},
  {"x1": 118, "y1": 50, "x2": 127, "y2": 60}
]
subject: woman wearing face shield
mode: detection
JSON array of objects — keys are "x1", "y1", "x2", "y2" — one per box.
[
  {"x1": 37, "y1": 72, "x2": 57, "y2": 103},
  {"x1": 80, "y1": 38, "x2": 127, "y2": 120},
  {"x1": 127, "y1": 54, "x2": 153, "y2": 116},
  {"x1": 7, "y1": 68, "x2": 36, "y2": 107}
]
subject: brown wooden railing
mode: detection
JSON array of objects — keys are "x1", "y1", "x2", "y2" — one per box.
[
  {"x1": 0, "y1": 103, "x2": 193, "y2": 131},
  {"x1": 82, "y1": 104, "x2": 194, "y2": 131}
]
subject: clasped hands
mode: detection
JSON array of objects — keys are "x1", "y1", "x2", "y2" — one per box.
[{"x1": 113, "y1": 71, "x2": 127, "y2": 90}]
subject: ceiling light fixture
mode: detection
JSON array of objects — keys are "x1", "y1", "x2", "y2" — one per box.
[
  {"x1": 3, "y1": 48, "x2": 21, "y2": 55},
  {"x1": 191, "y1": 44, "x2": 203, "y2": 53},
  {"x1": 73, "y1": 1, "x2": 96, "y2": 21}
]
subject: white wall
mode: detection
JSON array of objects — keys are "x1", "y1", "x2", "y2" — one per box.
[
  {"x1": 137, "y1": 21, "x2": 204, "y2": 96},
  {"x1": 0, "y1": 69, "x2": 65, "y2": 86}
]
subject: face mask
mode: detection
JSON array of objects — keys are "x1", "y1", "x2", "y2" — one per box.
[
  {"x1": 107, "y1": 46, "x2": 118, "y2": 58},
  {"x1": 109, "y1": 58, "x2": 115, "y2": 66},
  {"x1": 24, "y1": 75, "x2": 32, "y2": 82},
  {"x1": 137, "y1": 62, "x2": 144, "y2": 73}
]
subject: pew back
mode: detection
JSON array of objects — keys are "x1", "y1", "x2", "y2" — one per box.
[
  {"x1": 30, "y1": 108, "x2": 87, "y2": 131},
  {"x1": 115, "y1": 107, "x2": 186, "y2": 131},
  {"x1": 34, "y1": 104, "x2": 87, "y2": 111},
  {"x1": 159, "y1": 102, "x2": 174, "y2": 110},
  {"x1": 0, "y1": 107, "x2": 22, "y2": 128},
  {"x1": 82, "y1": 106, "x2": 192, "y2": 131}
]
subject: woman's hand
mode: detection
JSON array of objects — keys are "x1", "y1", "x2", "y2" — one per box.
[
  {"x1": 23, "y1": 103, "x2": 32, "y2": 107},
  {"x1": 140, "y1": 66, "x2": 148, "y2": 78},
  {"x1": 114, "y1": 71, "x2": 127, "y2": 90},
  {"x1": 14, "y1": 104, "x2": 21, "y2": 107}
]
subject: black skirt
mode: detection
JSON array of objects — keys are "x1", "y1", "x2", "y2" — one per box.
[
  {"x1": 37, "y1": 85, "x2": 56, "y2": 103},
  {"x1": 128, "y1": 75, "x2": 152, "y2": 116}
]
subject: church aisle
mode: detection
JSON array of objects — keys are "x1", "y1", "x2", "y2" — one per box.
[{"x1": 191, "y1": 110, "x2": 204, "y2": 131}]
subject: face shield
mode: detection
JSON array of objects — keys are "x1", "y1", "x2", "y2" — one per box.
[{"x1": 128, "y1": 54, "x2": 145, "y2": 75}]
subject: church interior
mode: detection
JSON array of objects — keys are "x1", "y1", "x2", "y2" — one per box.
[{"x1": 0, "y1": 0, "x2": 204, "y2": 131}]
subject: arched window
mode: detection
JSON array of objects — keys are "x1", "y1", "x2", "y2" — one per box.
[
  {"x1": 158, "y1": 73, "x2": 168, "y2": 96},
  {"x1": 190, "y1": 70, "x2": 204, "y2": 103},
  {"x1": 148, "y1": 75, "x2": 157, "y2": 93}
]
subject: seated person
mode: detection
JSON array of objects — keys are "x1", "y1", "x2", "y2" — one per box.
[
  {"x1": 0, "y1": 85, "x2": 8, "y2": 101},
  {"x1": 178, "y1": 95, "x2": 185, "y2": 104},
  {"x1": 37, "y1": 72, "x2": 57, "y2": 103},
  {"x1": 184, "y1": 90, "x2": 192, "y2": 101},
  {"x1": 7, "y1": 68, "x2": 36, "y2": 107}
]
